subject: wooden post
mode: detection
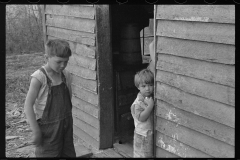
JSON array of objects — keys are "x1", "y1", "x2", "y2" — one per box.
[
  {"x1": 153, "y1": 4, "x2": 157, "y2": 158},
  {"x1": 41, "y1": 5, "x2": 47, "y2": 54},
  {"x1": 95, "y1": 5, "x2": 114, "y2": 149}
]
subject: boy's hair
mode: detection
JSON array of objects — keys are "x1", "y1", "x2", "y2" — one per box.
[
  {"x1": 134, "y1": 69, "x2": 154, "y2": 88},
  {"x1": 45, "y1": 39, "x2": 71, "y2": 58}
]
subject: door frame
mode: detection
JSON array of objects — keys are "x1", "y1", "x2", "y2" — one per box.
[
  {"x1": 153, "y1": 4, "x2": 157, "y2": 157},
  {"x1": 96, "y1": 5, "x2": 114, "y2": 149}
]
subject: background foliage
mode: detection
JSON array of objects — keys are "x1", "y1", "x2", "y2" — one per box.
[{"x1": 6, "y1": 5, "x2": 44, "y2": 55}]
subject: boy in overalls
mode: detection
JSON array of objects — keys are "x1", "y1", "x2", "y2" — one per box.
[
  {"x1": 131, "y1": 69, "x2": 154, "y2": 157},
  {"x1": 24, "y1": 39, "x2": 76, "y2": 157}
]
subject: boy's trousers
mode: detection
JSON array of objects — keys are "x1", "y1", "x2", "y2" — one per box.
[{"x1": 133, "y1": 130, "x2": 153, "y2": 158}]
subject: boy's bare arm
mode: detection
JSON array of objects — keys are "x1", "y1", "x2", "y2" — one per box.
[
  {"x1": 24, "y1": 78, "x2": 42, "y2": 135},
  {"x1": 138, "y1": 97, "x2": 154, "y2": 122}
]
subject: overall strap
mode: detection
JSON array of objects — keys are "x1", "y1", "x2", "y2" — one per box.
[{"x1": 39, "y1": 67, "x2": 52, "y2": 94}]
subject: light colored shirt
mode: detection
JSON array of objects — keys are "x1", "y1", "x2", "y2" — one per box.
[
  {"x1": 31, "y1": 66, "x2": 72, "y2": 120},
  {"x1": 131, "y1": 93, "x2": 153, "y2": 137}
]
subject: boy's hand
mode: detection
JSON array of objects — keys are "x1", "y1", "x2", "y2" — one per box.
[
  {"x1": 144, "y1": 97, "x2": 154, "y2": 109},
  {"x1": 31, "y1": 130, "x2": 42, "y2": 146}
]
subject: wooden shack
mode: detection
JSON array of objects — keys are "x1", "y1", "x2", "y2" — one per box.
[{"x1": 42, "y1": 5, "x2": 235, "y2": 158}]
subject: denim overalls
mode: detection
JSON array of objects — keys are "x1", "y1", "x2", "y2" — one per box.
[{"x1": 35, "y1": 67, "x2": 76, "y2": 157}]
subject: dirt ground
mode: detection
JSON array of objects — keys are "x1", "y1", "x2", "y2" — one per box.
[{"x1": 6, "y1": 53, "x2": 45, "y2": 158}]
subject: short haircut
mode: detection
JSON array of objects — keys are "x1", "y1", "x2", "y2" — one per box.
[
  {"x1": 134, "y1": 69, "x2": 154, "y2": 88},
  {"x1": 45, "y1": 39, "x2": 71, "y2": 58}
]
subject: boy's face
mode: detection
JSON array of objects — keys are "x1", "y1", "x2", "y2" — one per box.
[
  {"x1": 138, "y1": 82, "x2": 154, "y2": 98},
  {"x1": 47, "y1": 56, "x2": 69, "y2": 73}
]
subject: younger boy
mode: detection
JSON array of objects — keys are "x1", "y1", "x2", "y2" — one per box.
[
  {"x1": 24, "y1": 39, "x2": 76, "y2": 157},
  {"x1": 131, "y1": 69, "x2": 154, "y2": 158}
]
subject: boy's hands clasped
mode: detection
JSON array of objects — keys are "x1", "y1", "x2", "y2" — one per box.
[{"x1": 144, "y1": 97, "x2": 154, "y2": 110}]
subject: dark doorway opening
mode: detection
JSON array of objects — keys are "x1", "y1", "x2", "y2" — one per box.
[{"x1": 110, "y1": 5, "x2": 154, "y2": 156}]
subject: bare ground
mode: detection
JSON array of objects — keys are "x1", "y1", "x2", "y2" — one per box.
[{"x1": 6, "y1": 53, "x2": 45, "y2": 157}]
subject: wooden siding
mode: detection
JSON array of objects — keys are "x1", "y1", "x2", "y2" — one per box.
[
  {"x1": 156, "y1": 70, "x2": 234, "y2": 107},
  {"x1": 156, "y1": 146, "x2": 180, "y2": 158},
  {"x1": 47, "y1": 27, "x2": 95, "y2": 46},
  {"x1": 154, "y1": 5, "x2": 235, "y2": 158},
  {"x1": 72, "y1": 96, "x2": 98, "y2": 118},
  {"x1": 156, "y1": 100, "x2": 234, "y2": 146},
  {"x1": 71, "y1": 73, "x2": 97, "y2": 92},
  {"x1": 156, "y1": 83, "x2": 234, "y2": 128},
  {"x1": 156, "y1": 117, "x2": 234, "y2": 157},
  {"x1": 73, "y1": 110, "x2": 99, "y2": 140},
  {"x1": 157, "y1": 54, "x2": 235, "y2": 88},
  {"x1": 46, "y1": 14, "x2": 95, "y2": 33},
  {"x1": 156, "y1": 130, "x2": 212, "y2": 158},
  {"x1": 45, "y1": 5, "x2": 95, "y2": 19},
  {"x1": 156, "y1": 5, "x2": 235, "y2": 24},
  {"x1": 156, "y1": 20, "x2": 235, "y2": 45},
  {"x1": 157, "y1": 37, "x2": 235, "y2": 65},
  {"x1": 44, "y1": 5, "x2": 100, "y2": 150}
]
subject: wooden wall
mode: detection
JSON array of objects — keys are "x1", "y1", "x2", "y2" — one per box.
[
  {"x1": 154, "y1": 5, "x2": 235, "y2": 158},
  {"x1": 43, "y1": 5, "x2": 100, "y2": 149}
]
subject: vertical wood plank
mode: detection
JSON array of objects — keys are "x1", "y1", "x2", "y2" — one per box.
[
  {"x1": 96, "y1": 5, "x2": 114, "y2": 149},
  {"x1": 42, "y1": 5, "x2": 47, "y2": 53}
]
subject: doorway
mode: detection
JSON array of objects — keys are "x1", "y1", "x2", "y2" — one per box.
[{"x1": 109, "y1": 5, "x2": 154, "y2": 153}]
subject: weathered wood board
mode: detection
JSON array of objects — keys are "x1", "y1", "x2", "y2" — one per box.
[
  {"x1": 156, "y1": 5, "x2": 235, "y2": 24},
  {"x1": 156, "y1": 117, "x2": 234, "y2": 157},
  {"x1": 156, "y1": 146, "x2": 180, "y2": 158},
  {"x1": 157, "y1": 54, "x2": 235, "y2": 87},
  {"x1": 71, "y1": 84, "x2": 98, "y2": 106},
  {"x1": 72, "y1": 96, "x2": 98, "y2": 118},
  {"x1": 157, "y1": 36, "x2": 235, "y2": 65},
  {"x1": 73, "y1": 116, "x2": 99, "y2": 141},
  {"x1": 72, "y1": 53, "x2": 96, "y2": 71},
  {"x1": 156, "y1": 20, "x2": 235, "y2": 45},
  {"x1": 46, "y1": 14, "x2": 95, "y2": 33},
  {"x1": 73, "y1": 124, "x2": 99, "y2": 149},
  {"x1": 72, "y1": 105, "x2": 99, "y2": 129},
  {"x1": 71, "y1": 73, "x2": 97, "y2": 93},
  {"x1": 156, "y1": 82, "x2": 235, "y2": 128},
  {"x1": 156, "y1": 131, "x2": 212, "y2": 158},
  {"x1": 156, "y1": 70, "x2": 235, "y2": 106},
  {"x1": 45, "y1": 5, "x2": 95, "y2": 19},
  {"x1": 156, "y1": 100, "x2": 235, "y2": 146},
  {"x1": 66, "y1": 63, "x2": 96, "y2": 80},
  {"x1": 76, "y1": 43, "x2": 95, "y2": 59},
  {"x1": 47, "y1": 26, "x2": 95, "y2": 46}
]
